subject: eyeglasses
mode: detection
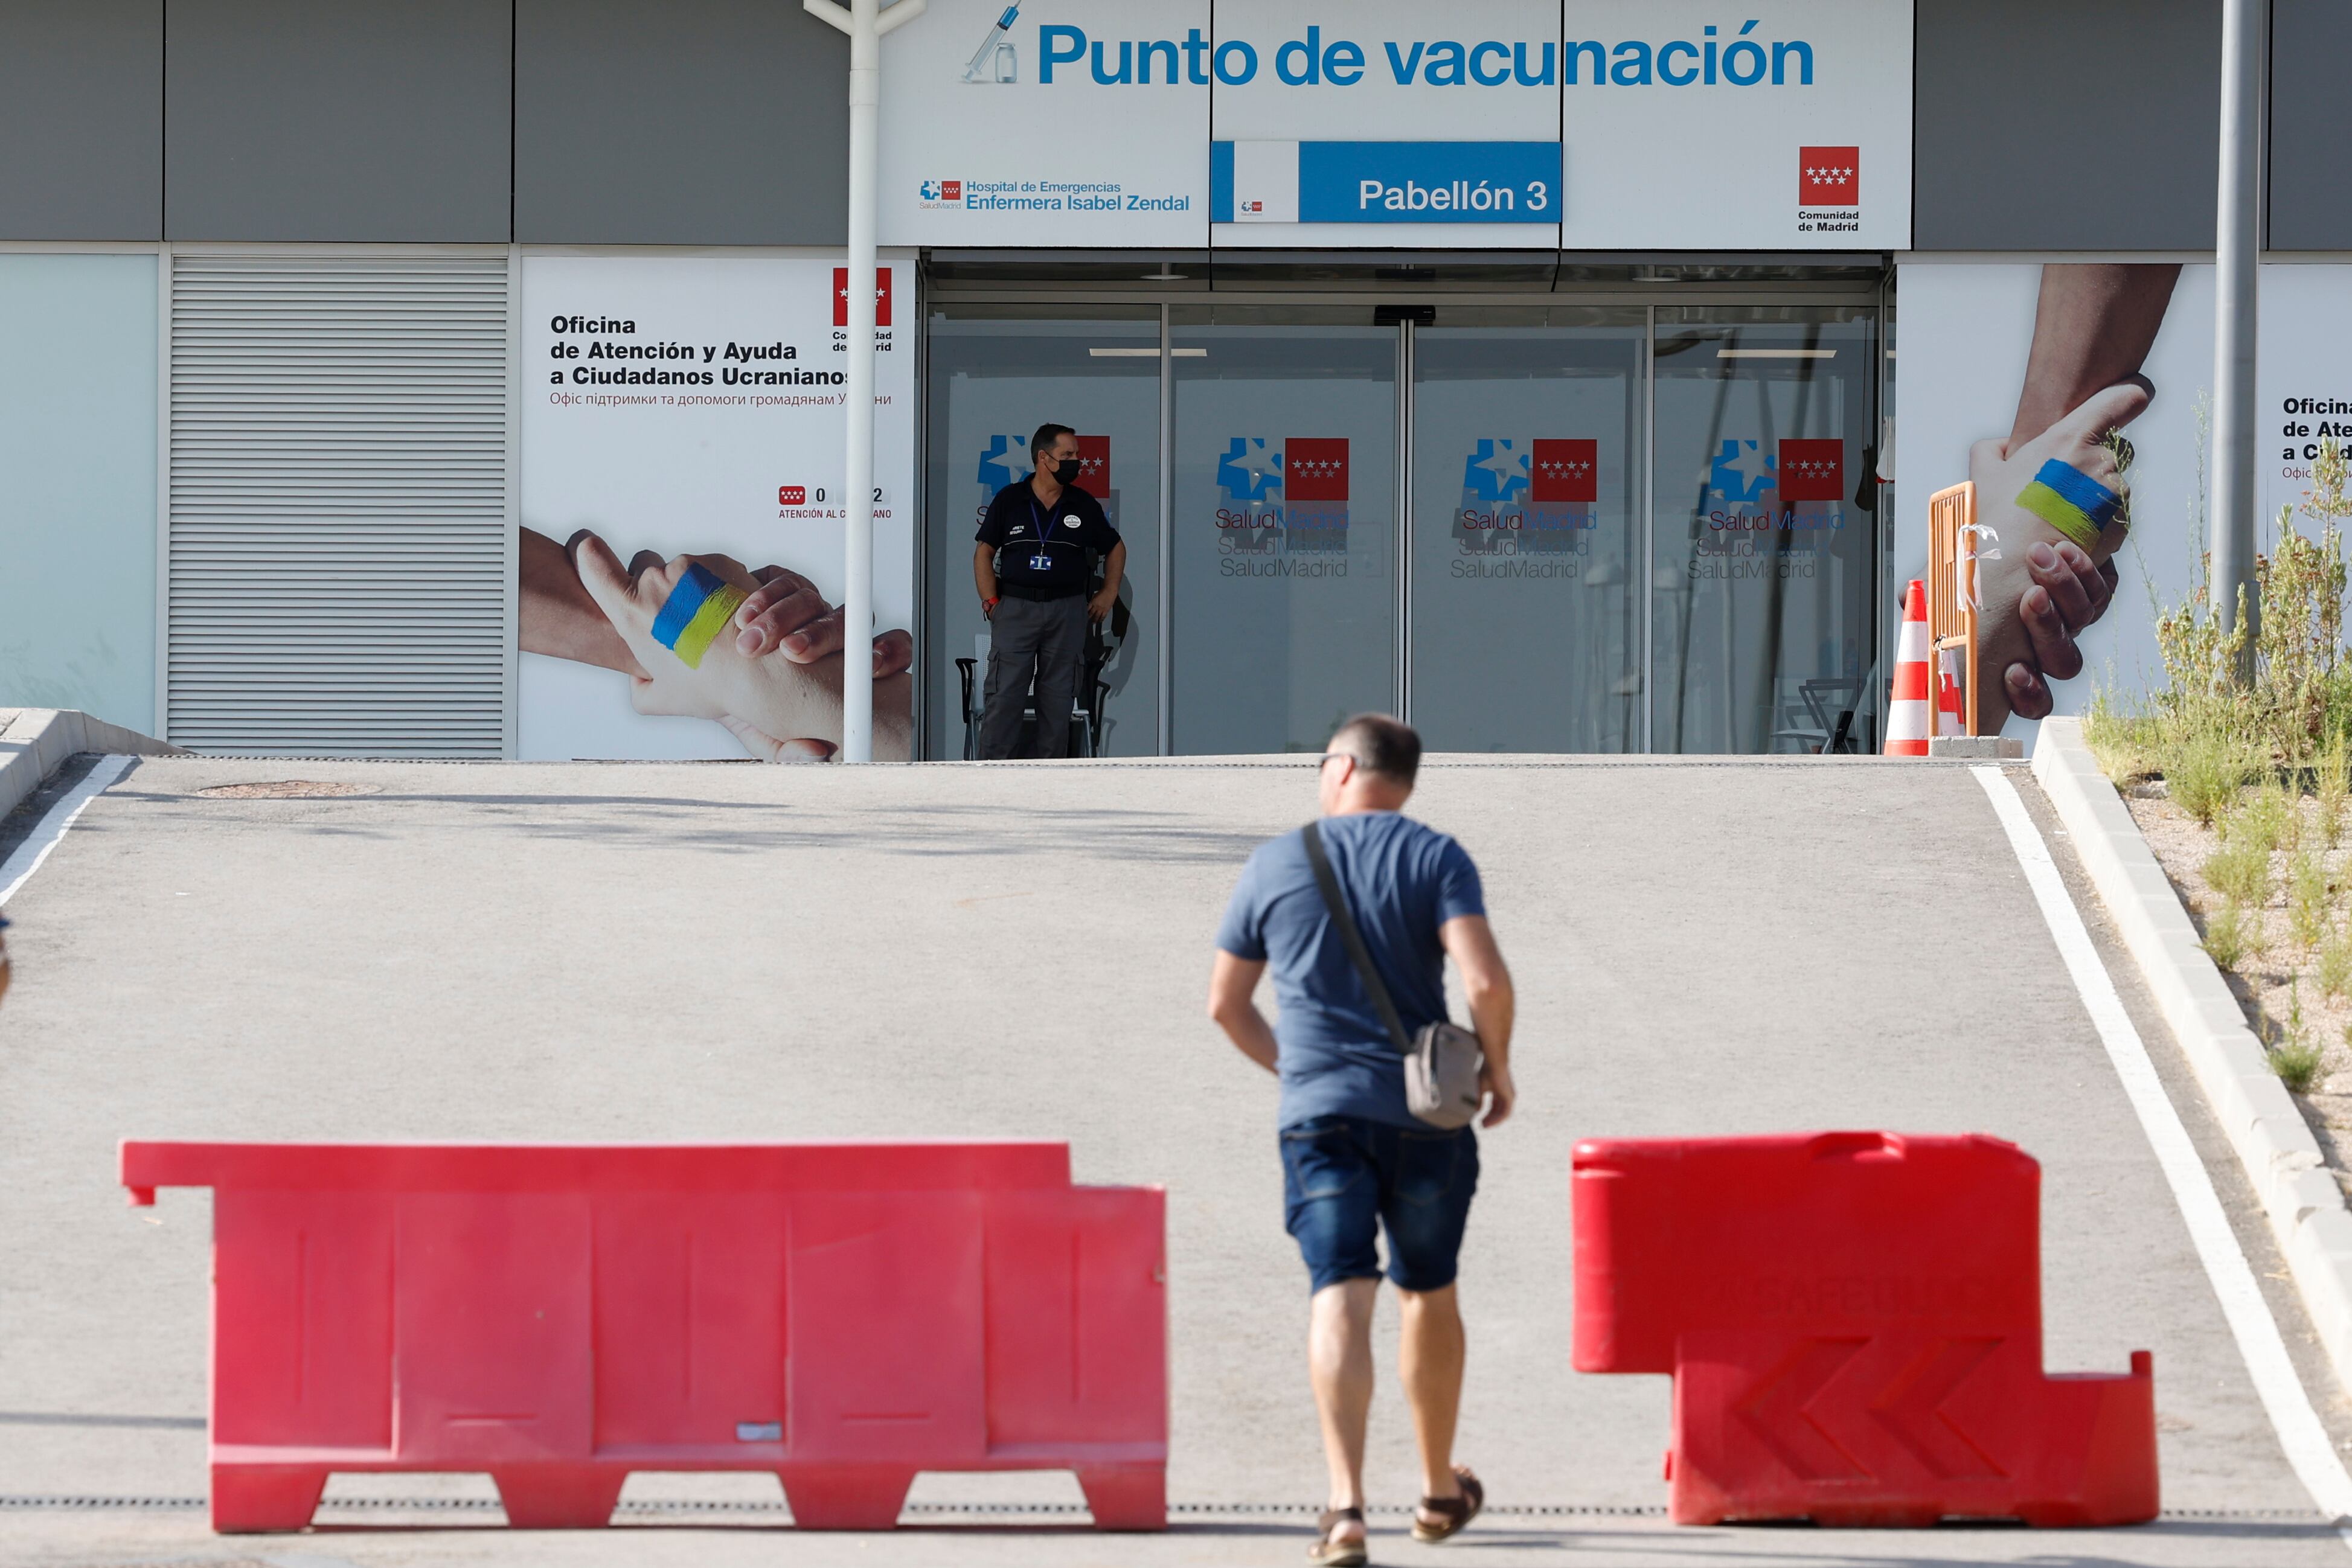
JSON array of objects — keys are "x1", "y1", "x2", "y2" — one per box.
[{"x1": 1318, "y1": 754, "x2": 1351, "y2": 771}]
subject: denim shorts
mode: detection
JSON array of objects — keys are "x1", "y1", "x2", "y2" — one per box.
[{"x1": 1279, "y1": 1114, "x2": 1479, "y2": 1294}]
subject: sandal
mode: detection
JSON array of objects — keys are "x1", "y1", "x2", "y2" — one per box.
[
  {"x1": 1309, "y1": 1505, "x2": 1368, "y2": 1566},
  {"x1": 1411, "y1": 1468, "x2": 1484, "y2": 1543}
]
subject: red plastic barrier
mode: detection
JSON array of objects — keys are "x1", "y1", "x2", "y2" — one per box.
[
  {"x1": 120, "y1": 1141, "x2": 1165, "y2": 1533},
  {"x1": 1571, "y1": 1131, "x2": 2156, "y2": 1527}
]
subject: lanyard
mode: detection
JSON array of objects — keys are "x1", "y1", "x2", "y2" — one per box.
[{"x1": 1027, "y1": 496, "x2": 1059, "y2": 553}]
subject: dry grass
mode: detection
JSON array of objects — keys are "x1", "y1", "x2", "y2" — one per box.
[
  {"x1": 2130, "y1": 787, "x2": 2352, "y2": 1121},
  {"x1": 2092, "y1": 437, "x2": 2352, "y2": 1147}
]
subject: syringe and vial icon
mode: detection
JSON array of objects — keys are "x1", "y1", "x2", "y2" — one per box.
[{"x1": 962, "y1": 4, "x2": 1019, "y2": 82}]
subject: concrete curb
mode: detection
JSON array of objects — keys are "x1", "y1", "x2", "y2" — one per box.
[
  {"x1": 0, "y1": 709, "x2": 182, "y2": 822},
  {"x1": 2034, "y1": 716, "x2": 2352, "y2": 1395}
]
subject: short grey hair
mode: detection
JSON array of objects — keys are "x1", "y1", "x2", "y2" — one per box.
[{"x1": 1329, "y1": 712, "x2": 1420, "y2": 787}]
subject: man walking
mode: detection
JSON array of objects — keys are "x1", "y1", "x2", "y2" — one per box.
[
  {"x1": 1207, "y1": 714, "x2": 1516, "y2": 1565},
  {"x1": 972, "y1": 423, "x2": 1124, "y2": 759}
]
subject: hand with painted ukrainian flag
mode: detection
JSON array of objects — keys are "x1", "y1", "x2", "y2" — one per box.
[
  {"x1": 731, "y1": 567, "x2": 915, "y2": 676},
  {"x1": 568, "y1": 530, "x2": 912, "y2": 761},
  {"x1": 1965, "y1": 379, "x2": 2150, "y2": 734}
]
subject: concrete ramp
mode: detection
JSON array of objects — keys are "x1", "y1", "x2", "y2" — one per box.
[{"x1": 0, "y1": 755, "x2": 2341, "y2": 1564}]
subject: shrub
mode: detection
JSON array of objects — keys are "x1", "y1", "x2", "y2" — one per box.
[
  {"x1": 2204, "y1": 900, "x2": 2249, "y2": 970},
  {"x1": 2204, "y1": 839, "x2": 2273, "y2": 909},
  {"x1": 2232, "y1": 784, "x2": 2293, "y2": 855},
  {"x1": 2321, "y1": 923, "x2": 2352, "y2": 998},
  {"x1": 2084, "y1": 690, "x2": 2159, "y2": 782},
  {"x1": 2256, "y1": 501, "x2": 2348, "y2": 763},
  {"x1": 2114, "y1": 435, "x2": 2352, "y2": 800},
  {"x1": 2291, "y1": 847, "x2": 2331, "y2": 947},
  {"x1": 2275, "y1": 1036, "x2": 2325, "y2": 1094},
  {"x1": 2167, "y1": 734, "x2": 2249, "y2": 827},
  {"x1": 2321, "y1": 737, "x2": 2351, "y2": 848},
  {"x1": 2271, "y1": 983, "x2": 2325, "y2": 1093}
]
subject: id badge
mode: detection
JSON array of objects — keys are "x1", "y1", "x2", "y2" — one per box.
[{"x1": 1028, "y1": 552, "x2": 1054, "y2": 572}]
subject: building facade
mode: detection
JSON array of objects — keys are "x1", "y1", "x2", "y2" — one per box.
[{"x1": 2, "y1": 0, "x2": 2342, "y2": 758}]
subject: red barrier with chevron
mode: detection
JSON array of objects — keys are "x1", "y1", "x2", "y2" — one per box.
[
  {"x1": 120, "y1": 1141, "x2": 1165, "y2": 1534},
  {"x1": 1571, "y1": 1131, "x2": 2156, "y2": 1527}
]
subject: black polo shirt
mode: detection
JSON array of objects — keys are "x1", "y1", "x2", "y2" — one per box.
[{"x1": 977, "y1": 481, "x2": 1118, "y2": 597}]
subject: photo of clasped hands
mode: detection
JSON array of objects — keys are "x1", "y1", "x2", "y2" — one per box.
[
  {"x1": 1958, "y1": 263, "x2": 2184, "y2": 733},
  {"x1": 520, "y1": 525, "x2": 914, "y2": 761}
]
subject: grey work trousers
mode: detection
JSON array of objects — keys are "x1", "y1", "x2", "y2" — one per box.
[{"x1": 979, "y1": 592, "x2": 1087, "y2": 760}]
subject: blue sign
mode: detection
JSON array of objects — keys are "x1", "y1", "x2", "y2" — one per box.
[{"x1": 1212, "y1": 140, "x2": 1560, "y2": 224}]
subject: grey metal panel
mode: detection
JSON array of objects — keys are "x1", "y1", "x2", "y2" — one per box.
[
  {"x1": 515, "y1": 0, "x2": 848, "y2": 245},
  {"x1": 167, "y1": 255, "x2": 510, "y2": 755},
  {"x1": 1915, "y1": 0, "x2": 2221, "y2": 251},
  {"x1": 0, "y1": 1, "x2": 162, "y2": 240},
  {"x1": 2271, "y1": 0, "x2": 2352, "y2": 250},
  {"x1": 165, "y1": 0, "x2": 511, "y2": 243}
]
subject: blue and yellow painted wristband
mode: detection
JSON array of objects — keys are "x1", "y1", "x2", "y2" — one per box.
[
  {"x1": 649, "y1": 562, "x2": 748, "y2": 669},
  {"x1": 2015, "y1": 458, "x2": 2123, "y2": 553}
]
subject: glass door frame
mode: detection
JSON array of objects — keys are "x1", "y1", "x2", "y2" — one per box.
[
  {"x1": 1394, "y1": 319, "x2": 1412, "y2": 724},
  {"x1": 1394, "y1": 307, "x2": 1654, "y2": 754},
  {"x1": 918, "y1": 278, "x2": 1885, "y2": 758}
]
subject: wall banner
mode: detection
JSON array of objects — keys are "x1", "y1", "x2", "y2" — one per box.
[
  {"x1": 877, "y1": 0, "x2": 1912, "y2": 250},
  {"x1": 1559, "y1": 0, "x2": 1911, "y2": 250},
  {"x1": 879, "y1": 0, "x2": 1211, "y2": 248},
  {"x1": 519, "y1": 254, "x2": 915, "y2": 761},
  {"x1": 1895, "y1": 261, "x2": 2352, "y2": 743}
]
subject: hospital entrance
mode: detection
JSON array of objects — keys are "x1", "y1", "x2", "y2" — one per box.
[{"x1": 923, "y1": 268, "x2": 1886, "y2": 758}]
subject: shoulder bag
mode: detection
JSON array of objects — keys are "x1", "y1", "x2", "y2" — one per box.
[{"x1": 1302, "y1": 821, "x2": 1485, "y2": 1130}]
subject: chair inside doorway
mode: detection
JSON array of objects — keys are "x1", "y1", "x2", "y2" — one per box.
[{"x1": 1769, "y1": 673, "x2": 1871, "y2": 755}]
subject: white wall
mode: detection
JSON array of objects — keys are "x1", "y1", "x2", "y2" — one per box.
[{"x1": 0, "y1": 253, "x2": 158, "y2": 732}]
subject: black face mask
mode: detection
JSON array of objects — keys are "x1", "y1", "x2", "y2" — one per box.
[{"x1": 1052, "y1": 457, "x2": 1082, "y2": 485}]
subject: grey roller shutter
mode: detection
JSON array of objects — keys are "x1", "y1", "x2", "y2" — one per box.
[{"x1": 167, "y1": 253, "x2": 510, "y2": 755}]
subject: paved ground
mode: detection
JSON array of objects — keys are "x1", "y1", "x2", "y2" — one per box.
[{"x1": 1, "y1": 754, "x2": 2347, "y2": 1566}]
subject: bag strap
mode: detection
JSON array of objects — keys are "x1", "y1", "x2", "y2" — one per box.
[{"x1": 1303, "y1": 821, "x2": 1414, "y2": 1057}]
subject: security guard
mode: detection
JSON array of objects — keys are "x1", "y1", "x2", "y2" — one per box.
[{"x1": 973, "y1": 423, "x2": 1126, "y2": 759}]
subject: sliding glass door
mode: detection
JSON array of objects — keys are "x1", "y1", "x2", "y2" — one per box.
[
  {"x1": 1649, "y1": 307, "x2": 1879, "y2": 754},
  {"x1": 920, "y1": 296, "x2": 1882, "y2": 758},
  {"x1": 1170, "y1": 307, "x2": 1399, "y2": 755},
  {"x1": 1408, "y1": 307, "x2": 1645, "y2": 753},
  {"x1": 923, "y1": 307, "x2": 1162, "y2": 758}
]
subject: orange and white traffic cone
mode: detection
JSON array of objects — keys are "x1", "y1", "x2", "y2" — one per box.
[
  {"x1": 1884, "y1": 578, "x2": 1931, "y2": 757},
  {"x1": 1935, "y1": 647, "x2": 1967, "y2": 738}
]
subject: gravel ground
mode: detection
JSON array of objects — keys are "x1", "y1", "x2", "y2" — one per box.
[{"x1": 2124, "y1": 785, "x2": 2352, "y2": 1179}]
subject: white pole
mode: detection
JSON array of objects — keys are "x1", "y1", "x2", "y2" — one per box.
[
  {"x1": 2213, "y1": 0, "x2": 2265, "y2": 680},
  {"x1": 807, "y1": 0, "x2": 923, "y2": 760},
  {"x1": 842, "y1": 0, "x2": 879, "y2": 761}
]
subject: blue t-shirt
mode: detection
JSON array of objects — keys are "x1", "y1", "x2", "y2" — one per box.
[{"x1": 1216, "y1": 811, "x2": 1485, "y2": 1130}]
